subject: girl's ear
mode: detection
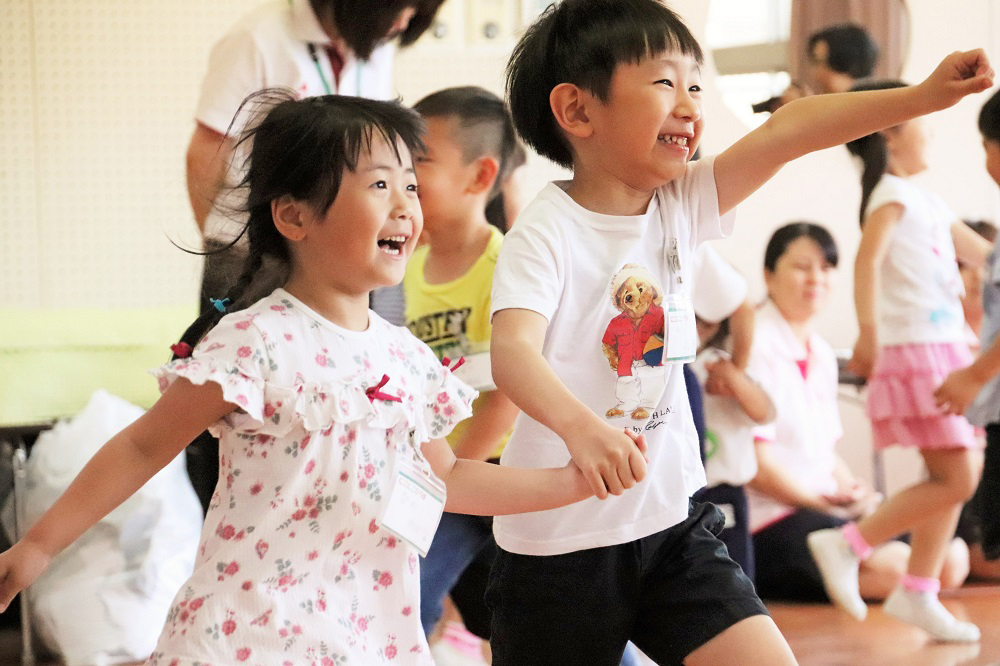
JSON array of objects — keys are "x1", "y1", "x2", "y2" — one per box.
[
  {"x1": 550, "y1": 83, "x2": 594, "y2": 139},
  {"x1": 467, "y1": 156, "x2": 500, "y2": 195},
  {"x1": 272, "y1": 195, "x2": 309, "y2": 241}
]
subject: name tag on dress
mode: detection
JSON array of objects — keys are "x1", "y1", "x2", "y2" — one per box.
[
  {"x1": 664, "y1": 293, "x2": 697, "y2": 363},
  {"x1": 379, "y1": 459, "x2": 446, "y2": 556}
]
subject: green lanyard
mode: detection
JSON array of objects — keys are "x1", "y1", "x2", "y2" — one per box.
[{"x1": 293, "y1": 0, "x2": 363, "y2": 96}]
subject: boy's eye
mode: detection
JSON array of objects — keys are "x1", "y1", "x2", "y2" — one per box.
[
  {"x1": 414, "y1": 156, "x2": 430, "y2": 164},
  {"x1": 656, "y1": 79, "x2": 674, "y2": 88},
  {"x1": 689, "y1": 85, "x2": 702, "y2": 93},
  {"x1": 372, "y1": 180, "x2": 388, "y2": 189},
  {"x1": 407, "y1": 183, "x2": 418, "y2": 192}
]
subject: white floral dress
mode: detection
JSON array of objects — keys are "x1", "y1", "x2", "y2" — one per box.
[{"x1": 147, "y1": 289, "x2": 475, "y2": 666}]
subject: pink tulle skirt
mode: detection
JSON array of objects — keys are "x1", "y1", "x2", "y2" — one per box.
[{"x1": 866, "y1": 342, "x2": 982, "y2": 451}]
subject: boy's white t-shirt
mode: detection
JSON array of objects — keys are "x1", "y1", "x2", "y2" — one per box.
[
  {"x1": 865, "y1": 175, "x2": 965, "y2": 346},
  {"x1": 691, "y1": 348, "x2": 765, "y2": 488},
  {"x1": 490, "y1": 156, "x2": 735, "y2": 556}
]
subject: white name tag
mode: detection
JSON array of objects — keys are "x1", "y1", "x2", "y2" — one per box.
[
  {"x1": 379, "y1": 459, "x2": 446, "y2": 556},
  {"x1": 664, "y1": 293, "x2": 697, "y2": 363}
]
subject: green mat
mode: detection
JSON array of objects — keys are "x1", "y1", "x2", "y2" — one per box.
[{"x1": 0, "y1": 306, "x2": 197, "y2": 425}]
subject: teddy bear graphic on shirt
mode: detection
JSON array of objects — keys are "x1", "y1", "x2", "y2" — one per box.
[{"x1": 601, "y1": 263, "x2": 668, "y2": 420}]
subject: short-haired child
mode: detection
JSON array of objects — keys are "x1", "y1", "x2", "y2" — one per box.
[{"x1": 487, "y1": 0, "x2": 994, "y2": 663}]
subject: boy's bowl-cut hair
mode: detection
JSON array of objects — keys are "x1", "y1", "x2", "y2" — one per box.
[
  {"x1": 506, "y1": 0, "x2": 703, "y2": 169},
  {"x1": 980, "y1": 88, "x2": 1000, "y2": 143}
]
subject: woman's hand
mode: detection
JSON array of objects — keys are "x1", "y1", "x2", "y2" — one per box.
[{"x1": 0, "y1": 539, "x2": 53, "y2": 612}]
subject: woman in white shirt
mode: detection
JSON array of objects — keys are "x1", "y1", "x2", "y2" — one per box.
[{"x1": 746, "y1": 223, "x2": 968, "y2": 605}]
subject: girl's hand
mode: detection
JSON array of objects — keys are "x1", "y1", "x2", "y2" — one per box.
[
  {"x1": 562, "y1": 460, "x2": 597, "y2": 503},
  {"x1": 918, "y1": 49, "x2": 995, "y2": 112},
  {"x1": 0, "y1": 540, "x2": 52, "y2": 612},
  {"x1": 934, "y1": 366, "x2": 987, "y2": 415},
  {"x1": 704, "y1": 359, "x2": 738, "y2": 398},
  {"x1": 848, "y1": 330, "x2": 878, "y2": 379}
]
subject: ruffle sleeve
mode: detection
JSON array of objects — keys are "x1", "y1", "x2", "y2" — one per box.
[{"x1": 418, "y1": 356, "x2": 477, "y2": 444}]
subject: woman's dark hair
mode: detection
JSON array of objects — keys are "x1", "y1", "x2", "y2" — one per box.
[
  {"x1": 980, "y1": 87, "x2": 1000, "y2": 143},
  {"x1": 174, "y1": 90, "x2": 425, "y2": 355},
  {"x1": 413, "y1": 86, "x2": 525, "y2": 231},
  {"x1": 807, "y1": 23, "x2": 880, "y2": 79},
  {"x1": 764, "y1": 222, "x2": 839, "y2": 273},
  {"x1": 506, "y1": 0, "x2": 703, "y2": 169},
  {"x1": 319, "y1": 0, "x2": 445, "y2": 60},
  {"x1": 845, "y1": 79, "x2": 908, "y2": 224}
]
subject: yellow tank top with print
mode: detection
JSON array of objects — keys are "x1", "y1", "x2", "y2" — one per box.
[{"x1": 404, "y1": 226, "x2": 509, "y2": 459}]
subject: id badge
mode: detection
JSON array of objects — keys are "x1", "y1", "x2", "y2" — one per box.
[
  {"x1": 379, "y1": 458, "x2": 446, "y2": 557},
  {"x1": 664, "y1": 293, "x2": 697, "y2": 364}
]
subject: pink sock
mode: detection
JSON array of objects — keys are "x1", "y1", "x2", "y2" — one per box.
[
  {"x1": 901, "y1": 574, "x2": 941, "y2": 594},
  {"x1": 442, "y1": 622, "x2": 482, "y2": 658},
  {"x1": 841, "y1": 522, "x2": 873, "y2": 560}
]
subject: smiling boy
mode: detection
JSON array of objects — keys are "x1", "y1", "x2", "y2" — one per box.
[{"x1": 485, "y1": 1, "x2": 994, "y2": 664}]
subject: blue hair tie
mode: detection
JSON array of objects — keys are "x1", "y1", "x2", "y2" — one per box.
[{"x1": 210, "y1": 297, "x2": 230, "y2": 313}]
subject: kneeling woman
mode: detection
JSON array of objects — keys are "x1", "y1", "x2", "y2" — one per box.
[{"x1": 746, "y1": 223, "x2": 969, "y2": 602}]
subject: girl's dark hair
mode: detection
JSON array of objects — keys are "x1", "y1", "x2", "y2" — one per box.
[
  {"x1": 844, "y1": 79, "x2": 908, "y2": 224},
  {"x1": 980, "y1": 87, "x2": 1000, "y2": 143},
  {"x1": 413, "y1": 86, "x2": 524, "y2": 231},
  {"x1": 807, "y1": 24, "x2": 880, "y2": 79},
  {"x1": 319, "y1": 0, "x2": 445, "y2": 60},
  {"x1": 174, "y1": 90, "x2": 425, "y2": 357},
  {"x1": 764, "y1": 222, "x2": 839, "y2": 272},
  {"x1": 506, "y1": 0, "x2": 703, "y2": 169}
]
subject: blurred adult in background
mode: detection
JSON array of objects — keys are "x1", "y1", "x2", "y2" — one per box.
[
  {"x1": 745, "y1": 223, "x2": 969, "y2": 604},
  {"x1": 754, "y1": 23, "x2": 880, "y2": 114},
  {"x1": 182, "y1": 0, "x2": 445, "y2": 514}
]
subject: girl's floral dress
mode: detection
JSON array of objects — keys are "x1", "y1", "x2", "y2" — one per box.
[{"x1": 147, "y1": 289, "x2": 475, "y2": 666}]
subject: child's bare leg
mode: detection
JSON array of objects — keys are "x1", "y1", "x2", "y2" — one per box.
[
  {"x1": 907, "y1": 503, "x2": 964, "y2": 579},
  {"x1": 684, "y1": 616, "x2": 797, "y2": 666},
  {"x1": 940, "y1": 537, "x2": 971, "y2": 589},
  {"x1": 856, "y1": 449, "x2": 982, "y2": 546}
]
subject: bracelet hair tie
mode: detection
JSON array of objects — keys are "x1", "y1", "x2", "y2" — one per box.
[{"x1": 210, "y1": 297, "x2": 231, "y2": 313}]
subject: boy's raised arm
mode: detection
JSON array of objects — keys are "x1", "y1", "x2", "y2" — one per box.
[
  {"x1": 714, "y1": 50, "x2": 994, "y2": 215},
  {"x1": 491, "y1": 308, "x2": 647, "y2": 500}
]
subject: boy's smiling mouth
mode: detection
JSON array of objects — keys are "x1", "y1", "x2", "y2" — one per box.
[
  {"x1": 657, "y1": 133, "x2": 690, "y2": 147},
  {"x1": 377, "y1": 234, "x2": 409, "y2": 256}
]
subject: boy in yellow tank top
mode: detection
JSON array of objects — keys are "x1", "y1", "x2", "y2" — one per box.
[{"x1": 405, "y1": 86, "x2": 522, "y2": 655}]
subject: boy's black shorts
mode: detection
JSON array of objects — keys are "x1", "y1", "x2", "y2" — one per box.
[{"x1": 486, "y1": 500, "x2": 768, "y2": 666}]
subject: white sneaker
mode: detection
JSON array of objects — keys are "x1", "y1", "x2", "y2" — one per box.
[
  {"x1": 807, "y1": 528, "x2": 867, "y2": 620},
  {"x1": 883, "y1": 586, "x2": 981, "y2": 643}
]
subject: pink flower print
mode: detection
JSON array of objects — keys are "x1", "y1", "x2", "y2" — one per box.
[
  {"x1": 437, "y1": 392, "x2": 449, "y2": 404},
  {"x1": 218, "y1": 524, "x2": 236, "y2": 540},
  {"x1": 364, "y1": 463, "x2": 376, "y2": 479},
  {"x1": 372, "y1": 569, "x2": 393, "y2": 590},
  {"x1": 270, "y1": 304, "x2": 286, "y2": 312},
  {"x1": 386, "y1": 642, "x2": 398, "y2": 660},
  {"x1": 340, "y1": 471, "x2": 349, "y2": 482},
  {"x1": 301, "y1": 435, "x2": 312, "y2": 451},
  {"x1": 402, "y1": 606, "x2": 412, "y2": 616},
  {"x1": 263, "y1": 403, "x2": 276, "y2": 418},
  {"x1": 225, "y1": 561, "x2": 239, "y2": 576},
  {"x1": 255, "y1": 539, "x2": 269, "y2": 560},
  {"x1": 369, "y1": 519, "x2": 379, "y2": 534},
  {"x1": 334, "y1": 530, "x2": 351, "y2": 546},
  {"x1": 250, "y1": 482, "x2": 263, "y2": 496},
  {"x1": 189, "y1": 597, "x2": 204, "y2": 612},
  {"x1": 237, "y1": 346, "x2": 252, "y2": 358},
  {"x1": 284, "y1": 333, "x2": 293, "y2": 341},
  {"x1": 307, "y1": 550, "x2": 319, "y2": 561},
  {"x1": 316, "y1": 354, "x2": 328, "y2": 366},
  {"x1": 236, "y1": 394, "x2": 248, "y2": 407},
  {"x1": 236, "y1": 647, "x2": 251, "y2": 661},
  {"x1": 357, "y1": 617, "x2": 369, "y2": 632},
  {"x1": 309, "y1": 508, "x2": 319, "y2": 519},
  {"x1": 443, "y1": 404, "x2": 455, "y2": 418},
  {"x1": 386, "y1": 536, "x2": 397, "y2": 548},
  {"x1": 242, "y1": 580, "x2": 253, "y2": 591},
  {"x1": 292, "y1": 625, "x2": 302, "y2": 635},
  {"x1": 304, "y1": 494, "x2": 316, "y2": 508},
  {"x1": 222, "y1": 614, "x2": 237, "y2": 636},
  {"x1": 292, "y1": 509, "x2": 307, "y2": 521},
  {"x1": 235, "y1": 319, "x2": 251, "y2": 330},
  {"x1": 305, "y1": 460, "x2": 316, "y2": 474}
]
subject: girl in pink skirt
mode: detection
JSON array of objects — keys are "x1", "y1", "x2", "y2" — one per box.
[{"x1": 808, "y1": 79, "x2": 994, "y2": 642}]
